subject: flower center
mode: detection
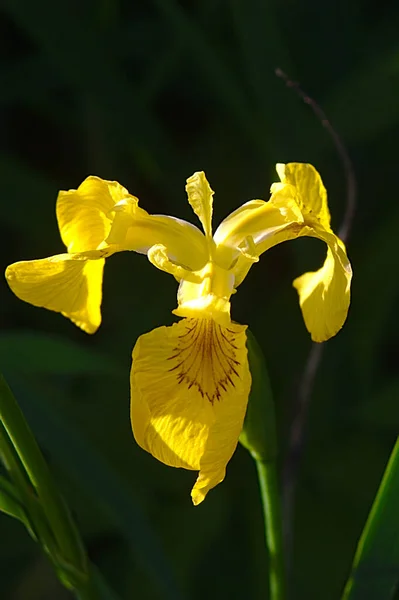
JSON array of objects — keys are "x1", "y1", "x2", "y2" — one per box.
[
  {"x1": 167, "y1": 318, "x2": 240, "y2": 404},
  {"x1": 173, "y1": 260, "x2": 235, "y2": 326}
]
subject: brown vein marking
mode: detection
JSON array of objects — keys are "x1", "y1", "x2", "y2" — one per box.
[{"x1": 168, "y1": 319, "x2": 241, "y2": 404}]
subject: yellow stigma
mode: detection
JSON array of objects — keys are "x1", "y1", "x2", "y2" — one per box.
[{"x1": 173, "y1": 260, "x2": 235, "y2": 326}]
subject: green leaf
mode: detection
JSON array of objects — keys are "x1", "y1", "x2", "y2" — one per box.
[
  {"x1": 0, "y1": 375, "x2": 124, "y2": 598},
  {"x1": 0, "y1": 415, "x2": 53, "y2": 546},
  {"x1": 342, "y1": 437, "x2": 399, "y2": 599},
  {"x1": 0, "y1": 331, "x2": 123, "y2": 377},
  {"x1": 0, "y1": 467, "x2": 57, "y2": 553},
  {"x1": 0, "y1": 374, "x2": 88, "y2": 579},
  {"x1": 0, "y1": 474, "x2": 30, "y2": 525},
  {"x1": 239, "y1": 330, "x2": 277, "y2": 463},
  {"x1": 10, "y1": 377, "x2": 183, "y2": 600}
]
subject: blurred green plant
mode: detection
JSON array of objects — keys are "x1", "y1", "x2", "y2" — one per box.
[{"x1": 0, "y1": 373, "x2": 120, "y2": 599}]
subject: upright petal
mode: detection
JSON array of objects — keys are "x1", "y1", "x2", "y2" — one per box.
[
  {"x1": 213, "y1": 193, "x2": 304, "y2": 287},
  {"x1": 186, "y1": 172, "x2": 214, "y2": 238},
  {"x1": 130, "y1": 318, "x2": 251, "y2": 504},
  {"x1": 106, "y1": 198, "x2": 208, "y2": 271},
  {"x1": 5, "y1": 252, "x2": 105, "y2": 333},
  {"x1": 214, "y1": 197, "x2": 300, "y2": 249},
  {"x1": 272, "y1": 162, "x2": 331, "y2": 230},
  {"x1": 57, "y1": 176, "x2": 131, "y2": 253},
  {"x1": 213, "y1": 199, "x2": 265, "y2": 247}
]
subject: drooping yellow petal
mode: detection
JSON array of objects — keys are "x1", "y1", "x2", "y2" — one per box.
[
  {"x1": 272, "y1": 163, "x2": 331, "y2": 230},
  {"x1": 57, "y1": 176, "x2": 131, "y2": 253},
  {"x1": 267, "y1": 164, "x2": 352, "y2": 341},
  {"x1": 213, "y1": 163, "x2": 352, "y2": 341},
  {"x1": 130, "y1": 318, "x2": 251, "y2": 504},
  {"x1": 5, "y1": 252, "x2": 106, "y2": 333},
  {"x1": 106, "y1": 198, "x2": 208, "y2": 271},
  {"x1": 293, "y1": 229, "x2": 352, "y2": 342},
  {"x1": 186, "y1": 172, "x2": 214, "y2": 238}
]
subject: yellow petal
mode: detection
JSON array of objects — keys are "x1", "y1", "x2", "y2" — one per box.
[
  {"x1": 147, "y1": 244, "x2": 203, "y2": 283},
  {"x1": 186, "y1": 172, "x2": 214, "y2": 238},
  {"x1": 57, "y1": 176, "x2": 131, "y2": 253},
  {"x1": 272, "y1": 163, "x2": 331, "y2": 230},
  {"x1": 268, "y1": 164, "x2": 352, "y2": 341},
  {"x1": 213, "y1": 195, "x2": 303, "y2": 287},
  {"x1": 215, "y1": 199, "x2": 288, "y2": 247},
  {"x1": 293, "y1": 229, "x2": 352, "y2": 342},
  {"x1": 106, "y1": 198, "x2": 208, "y2": 271},
  {"x1": 5, "y1": 253, "x2": 105, "y2": 333},
  {"x1": 130, "y1": 318, "x2": 251, "y2": 504}
]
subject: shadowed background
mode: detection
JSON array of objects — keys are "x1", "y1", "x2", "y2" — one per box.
[{"x1": 1, "y1": 1, "x2": 398, "y2": 599}]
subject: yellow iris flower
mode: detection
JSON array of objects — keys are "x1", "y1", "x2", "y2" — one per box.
[{"x1": 5, "y1": 163, "x2": 352, "y2": 505}]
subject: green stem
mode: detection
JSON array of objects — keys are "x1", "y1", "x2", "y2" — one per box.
[
  {"x1": 240, "y1": 331, "x2": 286, "y2": 600},
  {"x1": 256, "y1": 458, "x2": 286, "y2": 600}
]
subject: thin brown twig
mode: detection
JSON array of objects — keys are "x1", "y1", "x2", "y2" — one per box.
[
  {"x1": 275, "y1": 68, "x2": 356, "y2": 243},
  {"x1": 276, "y1": 68, "x2": 357, "y2": 573}
]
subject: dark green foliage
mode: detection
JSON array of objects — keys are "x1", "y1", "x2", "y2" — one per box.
[{"x1": 1, "y1": 1, "x2": 399, "y2": 598}]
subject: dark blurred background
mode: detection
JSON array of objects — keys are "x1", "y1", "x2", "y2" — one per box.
[{"x1": 1, "y1": 1, "x2": 398, "y2": 599}]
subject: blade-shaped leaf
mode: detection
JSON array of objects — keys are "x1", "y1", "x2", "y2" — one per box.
[
  {"x1": 342, "y1": 437, "x2": 399, "y2": 599},
  {"x1": 8, "y1": 377, "x2": 183, "y2": 600},
  {"x1": 0, "y1": 474, "x2": 29, "y2": 525}
]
